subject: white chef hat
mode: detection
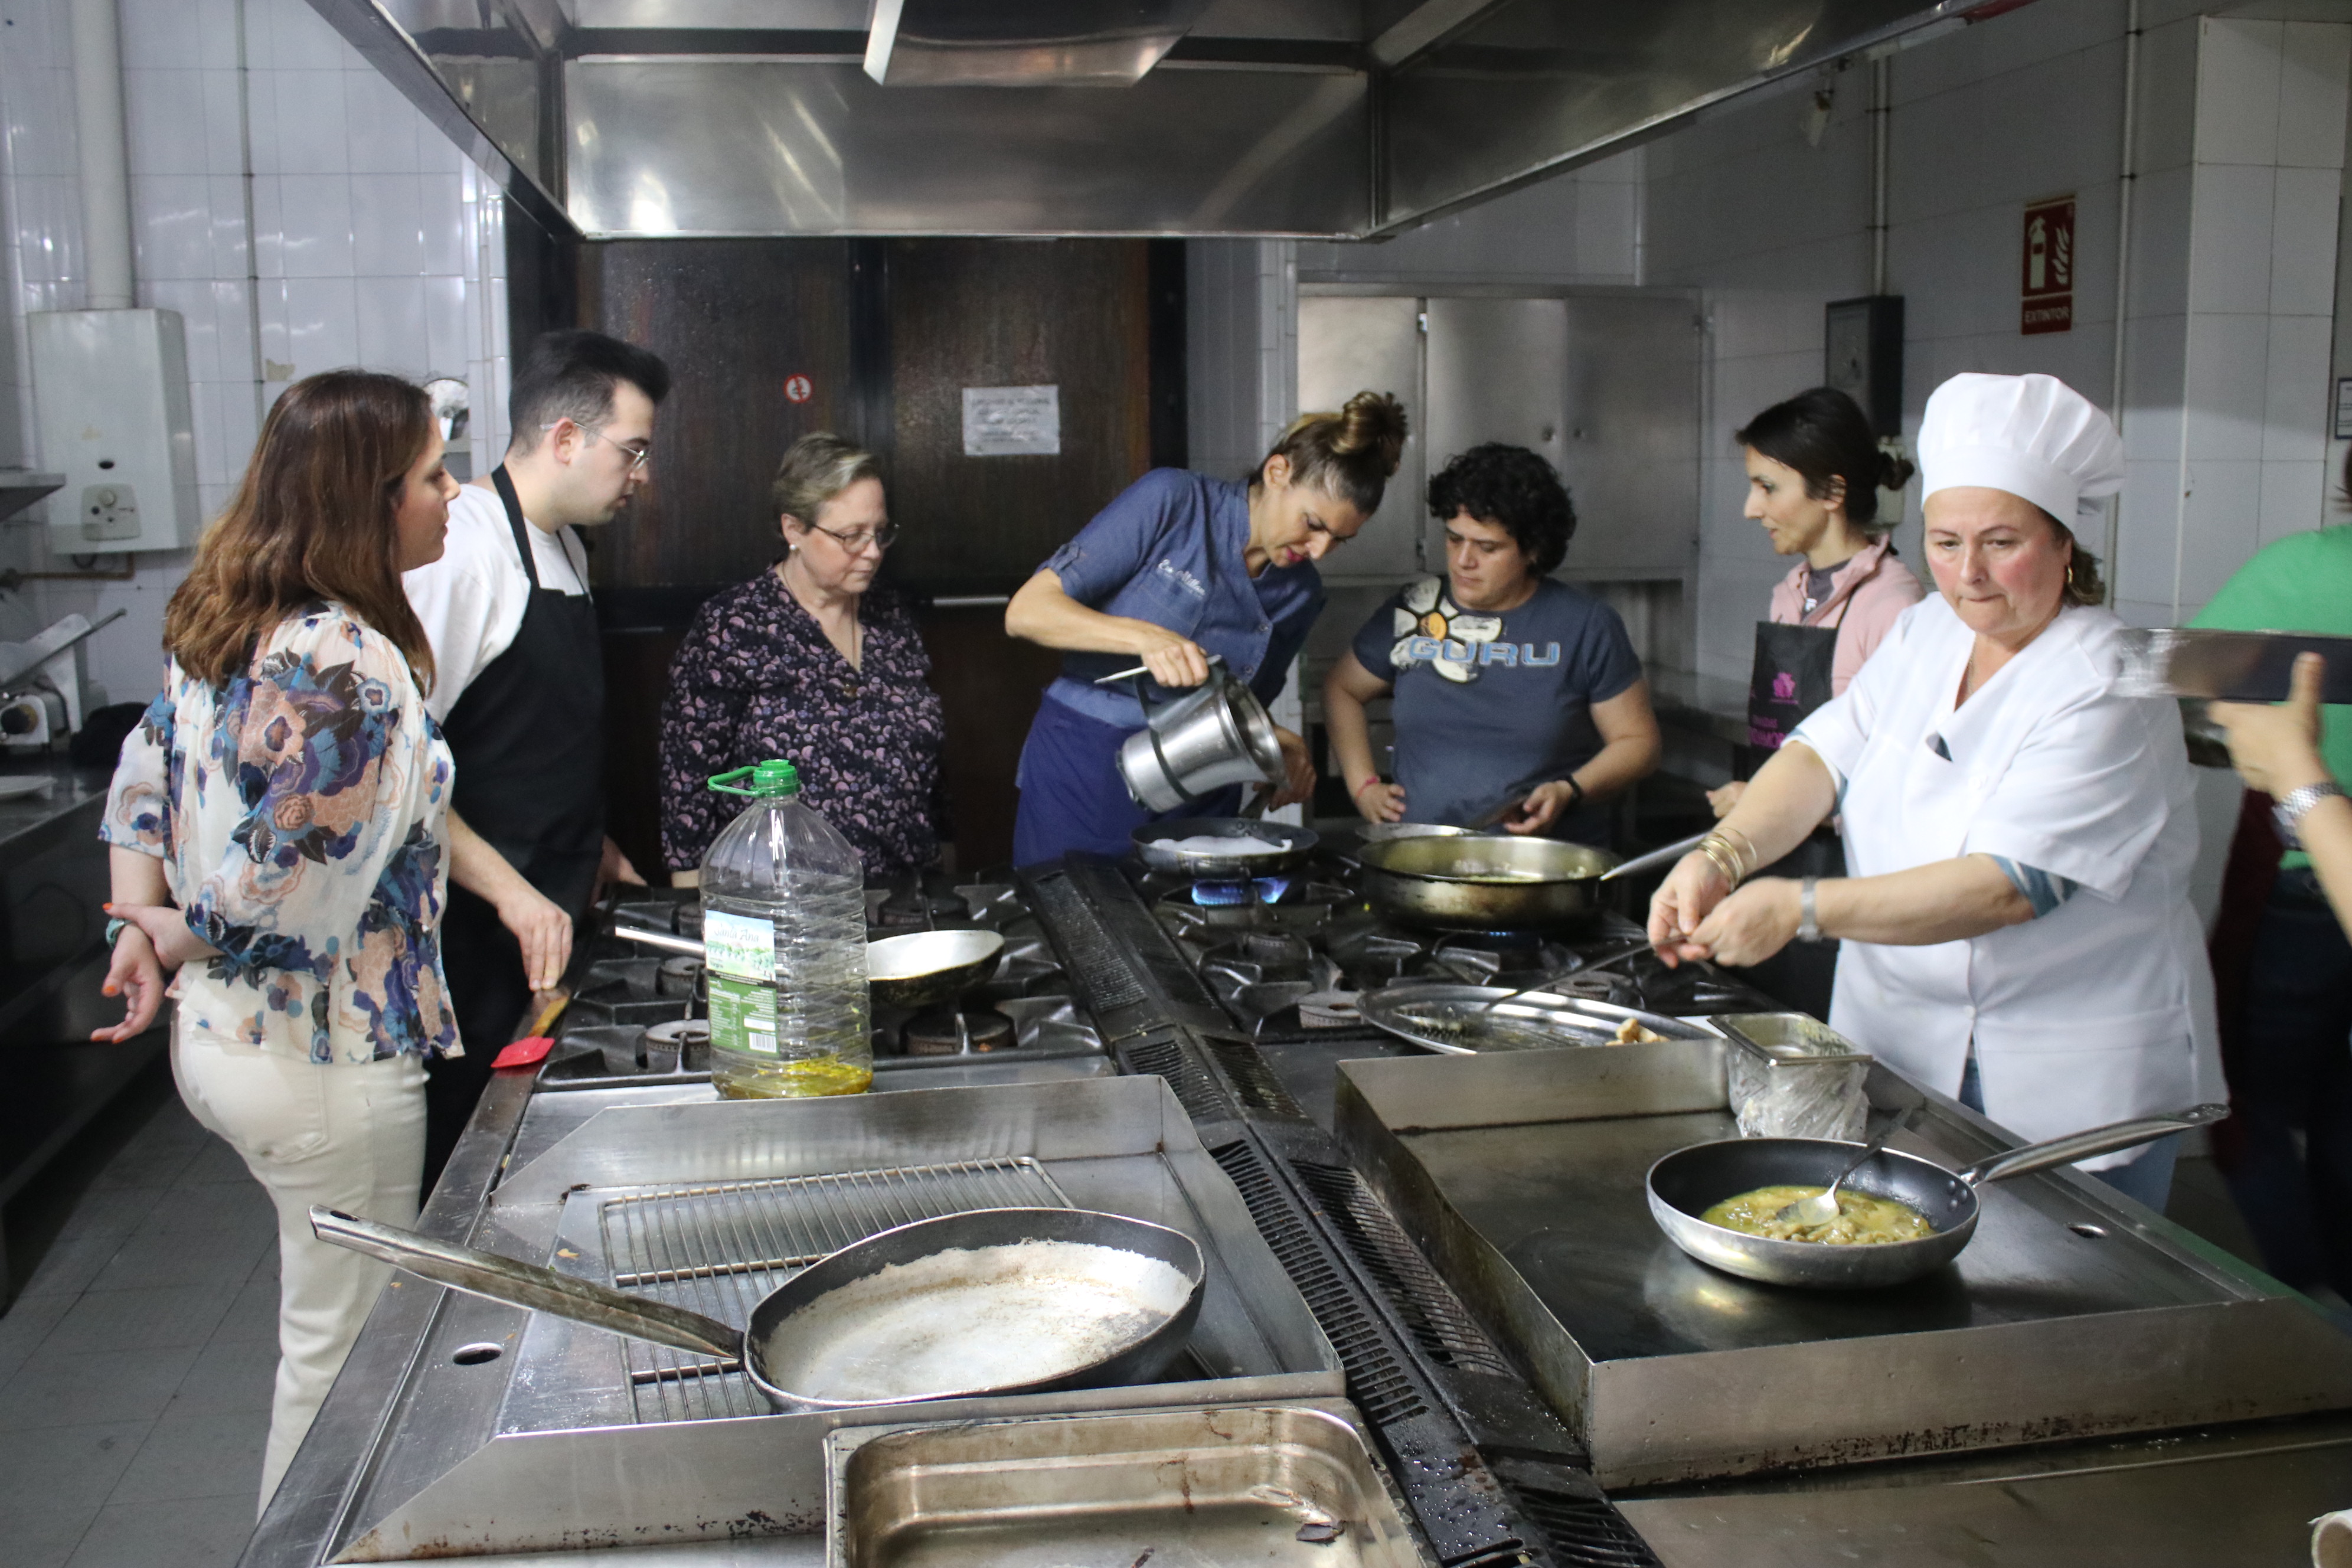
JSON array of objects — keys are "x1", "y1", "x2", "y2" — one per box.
[{"x1": 1917, "y1": 373, "x2": 2122, "y2": 531}]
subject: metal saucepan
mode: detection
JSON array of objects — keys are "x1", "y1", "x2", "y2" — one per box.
[
  {"x1": 312, "y1": 1204, "x2": 1206, "y2": 1408},
  {"x1": 867, "y1": 929, "x2": 1006, "y2": 1010},
  {"x1": 1131, "y1": 818, "x2": 1319, "y2": 878},
  {"x1": 1645, "y1": 1103, "x2": 2230, "y2": 1289},
  {"x1": 1354, "y1": 833, "x2": 1619, "y2": 930},
  {"x1": 1107, "y1": 658, "x2": 1285, "y2": 812}
]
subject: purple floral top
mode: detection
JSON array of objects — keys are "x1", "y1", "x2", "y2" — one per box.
[{"x1": 658, "y1": 569, "x2": 948, "y2": 878}]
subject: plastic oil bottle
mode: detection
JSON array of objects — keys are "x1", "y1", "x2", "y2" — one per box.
[{"x1": 697, "y1": 759, "x2": 872, "y2": 1098}]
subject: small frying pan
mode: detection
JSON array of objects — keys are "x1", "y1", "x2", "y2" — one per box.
[
  {"x1": 1646, "y1": 1103, "x2": 2229, "y2": 1289},
  {"x1": 868, "y1": 929, "x2": 1005, "y2": 1010},
  {"x1": 312, "y1": 1204, "x2": 1206, "y2": 1407},
  {"x1": 1131, "y1": 819, "x2": 1319, "y2": 878}
]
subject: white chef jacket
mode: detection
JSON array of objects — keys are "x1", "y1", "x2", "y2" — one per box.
[
  {"x1": 402, "y1": 482, "x2": 590, "y2": 723},
  {"x1": 1789, "y1": 595, "x2": 2220, "y2": 1165}
]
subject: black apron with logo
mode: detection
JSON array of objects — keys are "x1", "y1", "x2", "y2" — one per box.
[
  {"x1": 1730, "y1": 595, "x2": 1852, "y2": 1018},
  {"x1": 423, "y1": 468, "x2": 606, "y2": 1193}
]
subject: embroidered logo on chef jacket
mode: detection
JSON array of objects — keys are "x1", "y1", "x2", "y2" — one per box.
[
  {"x1": 1388, "y1": 577, "x2": 1557, "y2": 683},
  {"x1": 1152, "y1": 558, "x2": 1207, "y2": 598}
]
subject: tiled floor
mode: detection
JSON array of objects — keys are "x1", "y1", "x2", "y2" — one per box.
[
  {"x1": 2, "y1": 1067, "x2": 275, "y2": 1568},
  {"x1": 0, "y1": 1062, "x2": 2302, "y2": 1568}
]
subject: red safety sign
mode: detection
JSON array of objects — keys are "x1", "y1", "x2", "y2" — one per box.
[
  {"x1": 2021, "y1": 196, "x2": 2074, "y2": 336},
  {"x1": 785, "y1": 374, "x2": 814, "y2": 403}
]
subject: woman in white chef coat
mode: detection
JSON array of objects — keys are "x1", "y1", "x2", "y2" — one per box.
[{"x1": 1648, "y1": 373, "x2": 2219, "y2": 1210}]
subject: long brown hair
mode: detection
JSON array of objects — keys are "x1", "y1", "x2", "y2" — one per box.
[{"x1": 165, "y1": 371, "x2": 436, "y2": 689}]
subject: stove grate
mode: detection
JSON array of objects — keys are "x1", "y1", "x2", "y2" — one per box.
[
  {"x1": 1490, "y1": 1461, "x2": 1662, "y2": 1568},
  {"x1": 1287, "y1": 1158, "x2": 1514, "y2": 1378},
  {"x1": 1030, "y1": 874, "x2": 1148, "y2": 1010},
  {"x1": 1117, "y1": 1037, "x2": 1231, "y2": 1125},
  {"x1": 1207, "y1": 1137, "x2": 1430, "y2": 1429},
  {"x1": 1198, "y1": 1035, "x2": 1308, "y2": 1119},
  {"x1": 594, "y1": 1158, "x2": 1071, "y2": 1423}
]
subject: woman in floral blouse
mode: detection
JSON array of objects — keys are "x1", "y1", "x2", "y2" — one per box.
[
  {"x1": 96, "y1": 371, "x2": 462, "y2": 1510},
  {"x1": 659, "y1": 433, "x2": 948, "y2": 881}
]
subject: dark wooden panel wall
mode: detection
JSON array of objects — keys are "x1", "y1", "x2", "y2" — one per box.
[{"x1": 564, "y1": 237, "x2": 1169, "y2": 875}]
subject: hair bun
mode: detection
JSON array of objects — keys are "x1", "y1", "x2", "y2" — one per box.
[
  {"x1": 1879, "y1": 450, "x2": 1917, "y2": 492},
  {"x1": 1334, "y1": 390, "x2": 1409, "y2": 478}
]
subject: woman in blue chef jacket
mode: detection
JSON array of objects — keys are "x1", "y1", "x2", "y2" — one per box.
[{"x1": 1005, "y1": 391, "x2": 1409, "y2": 865}]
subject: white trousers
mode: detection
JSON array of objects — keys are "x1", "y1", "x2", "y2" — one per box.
[{"x1": 171, "y1": 1018, "x2": 426, "y2": 1514}]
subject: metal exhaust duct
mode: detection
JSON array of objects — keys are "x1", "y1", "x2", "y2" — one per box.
[
  {"x1": 864, "y1": 0, "x2": 1215, "y2": 87},
  {"x1": 304, "y1": 0, "x2": 2007, "y2": 241}
]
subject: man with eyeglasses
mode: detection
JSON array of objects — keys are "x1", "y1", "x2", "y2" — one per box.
[{"x1": 403, "y1": 329, "x2": 672, "y2": 1197}]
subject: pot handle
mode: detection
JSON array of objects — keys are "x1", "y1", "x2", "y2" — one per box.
[
  {"x1": 1092, "y1": 653, "x2": 1227, "y2": 719},
  {"x1": 310, "y1": 1207, "x2": 741, "y2": 1362},
  {"x1": 1955, "y1": 1103, "x2": 2230, "y2": 1188}
]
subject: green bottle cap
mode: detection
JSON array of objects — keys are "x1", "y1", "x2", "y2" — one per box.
[{"x1": 708, "y1": 759, "x2": 801, "y2": 798}]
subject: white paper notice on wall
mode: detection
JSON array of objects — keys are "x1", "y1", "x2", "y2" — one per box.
[{"x1": 962, "y1": 386, "x2": 1061, "y2": 457}]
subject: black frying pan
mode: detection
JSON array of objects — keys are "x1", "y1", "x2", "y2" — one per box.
[{"x1": 312, "y1": 1205, "x2": 1205, "y2": 1407}]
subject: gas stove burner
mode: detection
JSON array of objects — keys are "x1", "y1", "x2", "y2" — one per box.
[
  {"x1": 902, "y1": 1008, "x2": 1015, "y2": 1056},
  {"x1": 1187, "y1": 875, "x2": 1298, "y2": 907},
  {"x1": 871, "y1": 885, "x2": 973, "y2": 932},
  {"x1": 655, "y1": 956, "x2": 702, "y2": 998},
  {"x1": 642, "y1": 1017, "x2": 711, "y2": 1071}
]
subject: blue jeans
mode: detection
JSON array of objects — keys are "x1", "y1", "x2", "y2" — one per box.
[
  {"x1": 1958, "y1": 1054, "x2": 2181, "y2": 1213},
  {"x1": 2224, "y1": 871, "x2": 2352, "y2": 1298},
  {"x1": 1011, "y1": 697, "x2": 1243, "y2": 867}
]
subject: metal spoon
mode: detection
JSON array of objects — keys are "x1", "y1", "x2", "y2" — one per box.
[{"x1": 1772, "y1": 1113, "x2": 1906, "y2": 1229}]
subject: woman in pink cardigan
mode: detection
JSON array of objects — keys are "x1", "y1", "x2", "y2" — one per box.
[{"x1": 1706, "y1": 386, "x2": 1921, "y2": 1014}]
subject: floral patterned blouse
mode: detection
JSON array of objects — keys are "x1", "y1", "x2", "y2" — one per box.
[
  {"x1": 102, "y1": 604, "x2": 457, "y2": 1064},
  {"x1": 658, "y1": 569, "x2": 948, "y2": 879}
]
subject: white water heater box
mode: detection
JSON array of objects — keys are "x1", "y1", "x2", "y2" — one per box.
[{"x1": 30, "y1": 309, "x2": 201, "y2": 553}]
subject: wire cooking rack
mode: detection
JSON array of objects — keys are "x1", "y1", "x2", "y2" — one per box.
[{"x1": 594, "y1": 1157, "x2": 1072, "y2": 1423}]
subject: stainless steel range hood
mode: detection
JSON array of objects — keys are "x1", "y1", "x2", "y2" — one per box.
[{"x1": 310, "y1": 0, "x2": 1994, "y2": 240}]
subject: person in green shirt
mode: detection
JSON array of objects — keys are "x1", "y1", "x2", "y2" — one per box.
[{"x1": 2193, "y1": 512, "x2": 2352, "y2": 1309}]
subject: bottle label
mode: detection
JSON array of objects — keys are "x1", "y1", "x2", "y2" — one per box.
[
  {"x1": 708, "y1": 975, "x2": 779, "y2": 1057},
  {"x1": 703, "y1": 910, "x2": 775, "y2": 981}
]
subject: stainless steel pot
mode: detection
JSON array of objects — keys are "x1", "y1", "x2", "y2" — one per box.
[
  {"x1": 1354, "y1": 833, "x2": 1618, "y2": 930},
  {"x1": 1113, "y1": 660, "x2": 1284, "y2": 812},
  {"x1": 867, "y1": 929, "x2": 1005, "y2": 1010},
  {"x1": 1129, "y1": 818, "x2": 1318, "y2": 878},
  {"x1": 312, "y1": 1204, "x2": 1206, "y2": 1408},
  {"x1": 1645, "y1": 1103, "x2": 2229, "y2": 1289}
]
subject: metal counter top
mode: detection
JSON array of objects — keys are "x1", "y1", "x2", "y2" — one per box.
[{"x1": 0, "y1": 753, "x2": 112, "y2": 861}]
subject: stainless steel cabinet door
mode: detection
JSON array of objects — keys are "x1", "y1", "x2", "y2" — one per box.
[{"x1": 1298, "y1": 295, "x2": 1425, "y2": 582}]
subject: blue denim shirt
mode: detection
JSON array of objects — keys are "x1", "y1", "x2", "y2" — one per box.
[{"x1": 1038, "y1": 469, "x2": 1324, "y2": 729}]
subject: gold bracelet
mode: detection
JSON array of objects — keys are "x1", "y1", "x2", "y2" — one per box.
[
  {"x1": 1716, "y1": 823, "x2": 1760, "y2": 881},
  {"x1": 1696, "y1": 833, "x2": 1745, "y2": 889}
]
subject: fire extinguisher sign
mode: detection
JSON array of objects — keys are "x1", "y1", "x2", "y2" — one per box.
[{"x1": 2021, "y1": 195, "x2": 2075, "y2": 336}]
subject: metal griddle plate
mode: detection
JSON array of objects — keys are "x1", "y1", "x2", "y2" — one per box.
[
  {"x1": 1331, "y1": 1041, "x2": 2352, "y2": 1488},
  {"x1": 319, "y1": 1077, "x2": 1343, "y2": 1563}
]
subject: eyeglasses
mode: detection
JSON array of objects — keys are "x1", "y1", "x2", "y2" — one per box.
[
  {"x1": 543, "y1": 420, "x2": 651, "y2": 475},
  {"x1": 805, "y1": 520, "x2": 899, "y2": 554}
]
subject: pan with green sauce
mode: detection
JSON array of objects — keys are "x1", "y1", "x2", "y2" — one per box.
[{"x1": 1698, "y1": 1185, "x2": 1937, "y2": 1245}]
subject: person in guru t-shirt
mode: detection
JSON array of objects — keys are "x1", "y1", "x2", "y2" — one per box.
[{"x1": 1324, "y1": 444, "x2": 1660, "y2": 842}]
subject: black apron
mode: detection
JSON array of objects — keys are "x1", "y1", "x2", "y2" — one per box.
[
  {"x1": 1729, "y1": 592, "x2": 1851, "y2": 1019},
  {"x1": 423, "y1": 468, "x2": 606, "y2": 1194}
]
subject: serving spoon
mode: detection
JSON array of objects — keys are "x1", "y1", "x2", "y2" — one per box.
[{"x1": 1771, "y1": 1113, "x2": 1906, "y2": 1229}]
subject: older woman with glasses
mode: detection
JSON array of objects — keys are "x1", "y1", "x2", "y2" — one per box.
[{"x1": 658, "y1": 433, "x2": 948, "y2": 881}]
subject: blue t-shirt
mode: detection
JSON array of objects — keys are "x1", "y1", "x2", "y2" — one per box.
[
  {"x1": 1351, "y1": 575, "x2": 1644, "y2": 841},
  {"x1": 1037, "y1": 469, "x2": 1323, "y2": 729}
]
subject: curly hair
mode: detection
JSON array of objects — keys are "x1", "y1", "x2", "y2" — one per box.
[{"x1": 1426, "y1": 445, "x2": 1576, "y2": 574}]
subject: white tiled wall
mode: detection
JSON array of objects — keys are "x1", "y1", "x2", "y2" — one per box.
[
  {"x1": 1626, "y1": 0, "x2": 2352, "y2": 675},
  {"x1": 0, "y1": 0, "x2": 507, "y2": 705}
]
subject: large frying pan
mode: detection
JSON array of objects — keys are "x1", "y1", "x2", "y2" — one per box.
[
  {"x1": 1645, "y1": 1103, "x2": 2229, "y2": 1289},
  {"x1": 1354, "y1": 834, "x2": 1618, "y2": 930},
  {"x1": 313, "y1": 1205, "x2": 1205, "y2": 1408}
]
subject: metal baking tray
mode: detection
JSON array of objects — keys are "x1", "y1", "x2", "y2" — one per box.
[
  {"x1": 1331, "y1": 1043, "x2": 2352, "y2": 1487},
  {"x1": 825, "y1": 1401, "x2": 1425, "y2": 1568},
  {"x1": 1357, "y1": 983, "x2": 1714, "y2": 1056}
]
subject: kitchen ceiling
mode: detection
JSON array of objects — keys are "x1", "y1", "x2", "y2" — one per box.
[{"x1": 309, "y1": 0, "x2": 1994, "y2": 240}]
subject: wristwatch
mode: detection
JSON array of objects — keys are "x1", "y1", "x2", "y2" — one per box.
[{"x1": 2273, "y1": 781, "x2": 2349, "y2": 850}]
